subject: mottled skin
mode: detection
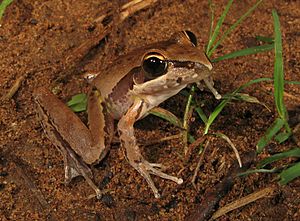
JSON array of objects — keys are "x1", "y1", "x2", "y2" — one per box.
[{"x1": 34, "y1": 31, "x2": 219, "y2": 198}]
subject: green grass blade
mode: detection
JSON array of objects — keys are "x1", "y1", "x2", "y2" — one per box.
[
  {"x1": 183, "y1": 86, "x2": 196, "y2": 154},
  {"x1": 212, "y1": 43, "x2": 274, "y2": 62},
  {"x1": 207, "y1": 0, "x2": 215, "y2": 46},
  {"x1": 195, "y1": 106, "x2": 208, "y2": 124},
  {"x1": 237, "y1": 78, "x2": 273, "y2": 91},
  {"x1": 223, "y1": 92, "x2": 270, "y2": 111},
  {"x1": 238, "y1": 168, "x2": 278, "y2": 177},
  {"x1": 208, "y1": 0, "x2": 263, "y2": 57},
  {"x1": 272, "y1": 10, "x2": 287, "y2": 120},
  {"x1": 183, "y1": 86, "x2": 195, "y2": 129},
  {"x1": 206, "y1": 0, "x2": 233, "y2": 55},
  {"x1": 279, "y1": 162, "x2": 300, "y2": 185},
  {"x1": 149, "y1": 107, "x2": 182, "y2": 128},
  {"x1": 285, "y1": 80, "x2": 300, "y2": 85},
  {"x1": 256, "y1": 118, "x2": 285, "y2": 153},
  {"x1": 0, "y1": 0, "x2": 13, "y2": 22},
  {"x1": 258, "y1": 148, "x2": 300, "y2": 168},
  {"x1": 188, "y1": 134, "x2": 196, "y2": 143},
  {"x1": 256, "y1": 35, "x2": 274, "y2": 44},
  {"x1": 274, "y1": 131, "x2": 292, "y2": 143},
  {"x1": 204, "y1": 99, "x2": 227, "y2": 134}
]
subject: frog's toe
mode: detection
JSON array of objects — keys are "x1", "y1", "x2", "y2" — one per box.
[
  {"x1": 148, "y1": 163, "x2": 166, "y2": 170},
  {"x1": 146, "y1": 163, "x2": 183, "y2": 184},
  {"x1": 134, "y1": 160, "x2": 183, "y2": 198},
  {"x1": 62, "y1": 148, "x2": 103, "y2": 199}
]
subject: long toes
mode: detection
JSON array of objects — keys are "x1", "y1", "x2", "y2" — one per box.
[
  {"x1": 132, "y1": 161, "x2": 183, "y2": 198},
  {"x1": 148, "y1": 166, "x2": 183, "y2": 184},
  {"x1": 137, "y1": 163, "x2": 160, "y2": 198},
  {"x1": 142, "y1": 162, "x2": 183, "y2": 184},
  {"x1": 149, "y1": 163, "x2": 165, "y2": 169}
]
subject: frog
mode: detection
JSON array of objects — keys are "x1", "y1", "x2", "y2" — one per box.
[{"x1": 33, "y1": 31, "x2": 221, "y2": 199}]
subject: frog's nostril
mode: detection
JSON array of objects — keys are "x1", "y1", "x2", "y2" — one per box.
[{"x1": 176, "y1": 77, "x2": 182, "y2": 84}]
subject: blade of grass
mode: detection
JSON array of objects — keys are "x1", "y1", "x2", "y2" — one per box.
[
  {"x1": 206, "y1": 0, "x2": 234, "y2": 55},
  {"x1": 279, "y1": 162, "x2": 300, "y2": 185},
  {"x1": 285, "y1": 80, "x2": 300, "y2": 85},
  {"x1": 274, "y1": 131, "x2": 292, "y2": 143},
  {"x1": 183, "y1": 86, "x2": 196, "y2": 130},
  {"x1": 204, "y1": 99, "x2": 227, "y2": 134},
  {"x1": 237, "y1": 78, "x2": 273, "y2": 91},
  {"x1": 188, "y1": 134, "x2": 196, "y2": 143},
  {"x1": 256, "y1": 35, "x2": 274, "y2": 44},
  {"x1": 207, "y1": 0, "x2": 215, "y2": 46},
  {"x1": 238, "y1": 168, "x2": 278, "y2": 177},
  {"x1": 212, "y1": 43, "x2": 274, "y2": 62},
  {"x1": 223, "y1": 92, "x2": 270, "y2": 111},
  {"x1": 208, "y1": 0, "x2": 263, "y2": 57},
  {"x1": 0, "y1": 0, "x2": 13, "y2": 22},
  {"x1": 183, "y1": 85, "x2": 196, "y2": 154},
  {"x1": 258, "y1": 148, "x2": 300, "y2": 168},
  {"x1": 195, "y1": 106, "x2": 208, "y2": 124},
  {"x1": 149, "y1": 107, "x2": 182, "y2": 128},
  {"x1": 272, "y1": 9, "x2": 287, "y2": 120},
  {"x1": 256, "y1": 118, "x2": 285, "y2": 153}
]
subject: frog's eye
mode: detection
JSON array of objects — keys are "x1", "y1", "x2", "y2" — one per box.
[
  {"x1": 183, "y1": 30, "x2": 197, "y2": 47},
  {"x1": 142, "y1": 53, "x2": 167, "y2": 78}
]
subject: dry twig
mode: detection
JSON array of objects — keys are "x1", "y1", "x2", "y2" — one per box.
[
  {"x1": 210, "y1": 186, "x2": 276, "y2": 220},
  {"x1": 1, "y1": 74, "x2": 27, "y2": 100},
  {"x1": 191, "y1": 138, "x2": 211, "y2": 189},
  {"x1": 2, "y1": 66, "x2": 53, "y2": 101},
  {"x1": 143, "y1": 134, "x2": 182, "y2": 146}
]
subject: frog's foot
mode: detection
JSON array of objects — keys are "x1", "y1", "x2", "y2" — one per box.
[
  {"x1": 132, "y1": 159, "x2": 183, "y2": 198},
  {"x1": 197, "y1": 76, "x2": 221, "y2": 100},
  {"x1": 63, "y1": 147, "x2": 102, "y2": 199}
]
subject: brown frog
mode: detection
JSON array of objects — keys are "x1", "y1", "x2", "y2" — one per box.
[{"x1": 34, "y1": 31, "x2": 220, "y2": 198}]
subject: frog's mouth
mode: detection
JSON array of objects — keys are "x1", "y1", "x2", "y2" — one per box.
[
  {"x1": 132, "y1": 60, "x2": 220, "y2": 100},
  {"x1": 164, "y1": 61, "x2": 221, "y2": 99},
  {"x1": 165, "y1": 61, "x2": 211, "y2": 84}
]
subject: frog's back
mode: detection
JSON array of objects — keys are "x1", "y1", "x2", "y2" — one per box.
[{"x1": 92, "y1": 48, "x2": 144, "y2": 98}]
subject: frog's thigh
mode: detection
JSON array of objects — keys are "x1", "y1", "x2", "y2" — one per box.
[
  {"x1": 87, "y1": 88, "x2": 114, "y2": 162},
  {"x1": 34, "y1": 88, "x2": 95, "y2": 181}
]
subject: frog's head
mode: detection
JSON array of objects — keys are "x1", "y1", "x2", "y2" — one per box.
[{"x1": 133, "y1": 31, "x2": 213, "y2": 98}]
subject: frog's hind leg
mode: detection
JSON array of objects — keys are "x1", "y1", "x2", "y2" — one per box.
[{"x1": 34, "y1": 87, "x2": 105, "y2": 198}]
